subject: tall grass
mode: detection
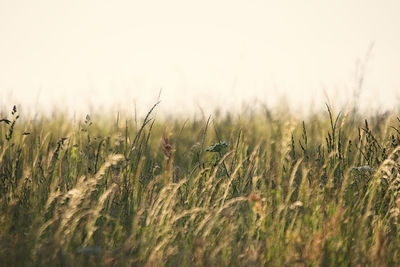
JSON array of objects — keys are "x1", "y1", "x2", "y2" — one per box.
[{"x1": 0, "y1": 104, "x2": 399, "y2": 266}]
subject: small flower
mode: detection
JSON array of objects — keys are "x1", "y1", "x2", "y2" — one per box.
[{"x1": 205, "y1": 141, "x2": 228, "y2": 153}]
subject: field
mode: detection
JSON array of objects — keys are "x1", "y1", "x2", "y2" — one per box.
[{"x1": 1, "y1": 103, "x2": 400, "y2": 266}]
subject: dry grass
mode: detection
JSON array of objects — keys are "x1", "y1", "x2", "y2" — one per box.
[{"x1": 0, "y1": 104, "x2": 400, "y2": 266}]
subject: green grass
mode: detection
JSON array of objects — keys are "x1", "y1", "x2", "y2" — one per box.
[{"x1": 1, "y1": 103, "x2": 400, "y2": 266}]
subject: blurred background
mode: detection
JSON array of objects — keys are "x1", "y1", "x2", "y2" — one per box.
[{"x1": 0, "y1": 0, "x2": 399, "y2": 116}]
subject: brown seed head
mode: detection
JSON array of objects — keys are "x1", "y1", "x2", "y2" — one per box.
[
  {"x1": 162, "y1": 136, "x2": 172, "y2": 158},
  {"x1": 248, "y1": 192, "x2": 263, "y2": 215}
]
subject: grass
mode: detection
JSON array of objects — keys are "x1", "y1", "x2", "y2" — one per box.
[{"x1": 0, "y1": 103, "x2": 400, "y2": 266}]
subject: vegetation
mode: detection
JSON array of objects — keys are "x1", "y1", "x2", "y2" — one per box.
[{"x1": 1, "y1": 103, "x2": 400, "y2": 266}]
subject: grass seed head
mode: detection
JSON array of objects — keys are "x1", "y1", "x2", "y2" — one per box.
[{"x1": 162, "y1": 136, "x2": 172, "y2": 158}]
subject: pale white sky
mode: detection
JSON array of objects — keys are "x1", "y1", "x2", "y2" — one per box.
[{"x1": 0, "y1": 0, "x2": 399, "y2": 115}]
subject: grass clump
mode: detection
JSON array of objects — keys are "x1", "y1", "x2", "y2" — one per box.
[{"x1": 0, "y1": 104, "x2": 400, "y2": 266}]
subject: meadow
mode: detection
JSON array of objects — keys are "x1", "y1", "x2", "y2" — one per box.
[{"x1": 1, "y1": 103, "x2": 400, "y2": 266}]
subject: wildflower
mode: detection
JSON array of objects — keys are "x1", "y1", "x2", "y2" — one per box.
[
  {"x1": 205, "y1": 141, "x2": 231, "y2": 178},
  {"x1": 205, "y1": 141, "x2": 228, "y2": 153}
]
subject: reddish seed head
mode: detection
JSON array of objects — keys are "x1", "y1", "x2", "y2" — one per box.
[{"x1": 162, "y1": 136, "x2": 172, "y2": 158}]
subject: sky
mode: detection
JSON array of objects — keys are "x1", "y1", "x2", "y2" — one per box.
[{"x1": 0, "y1": 0, "x2": 399, "y2": 115}]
